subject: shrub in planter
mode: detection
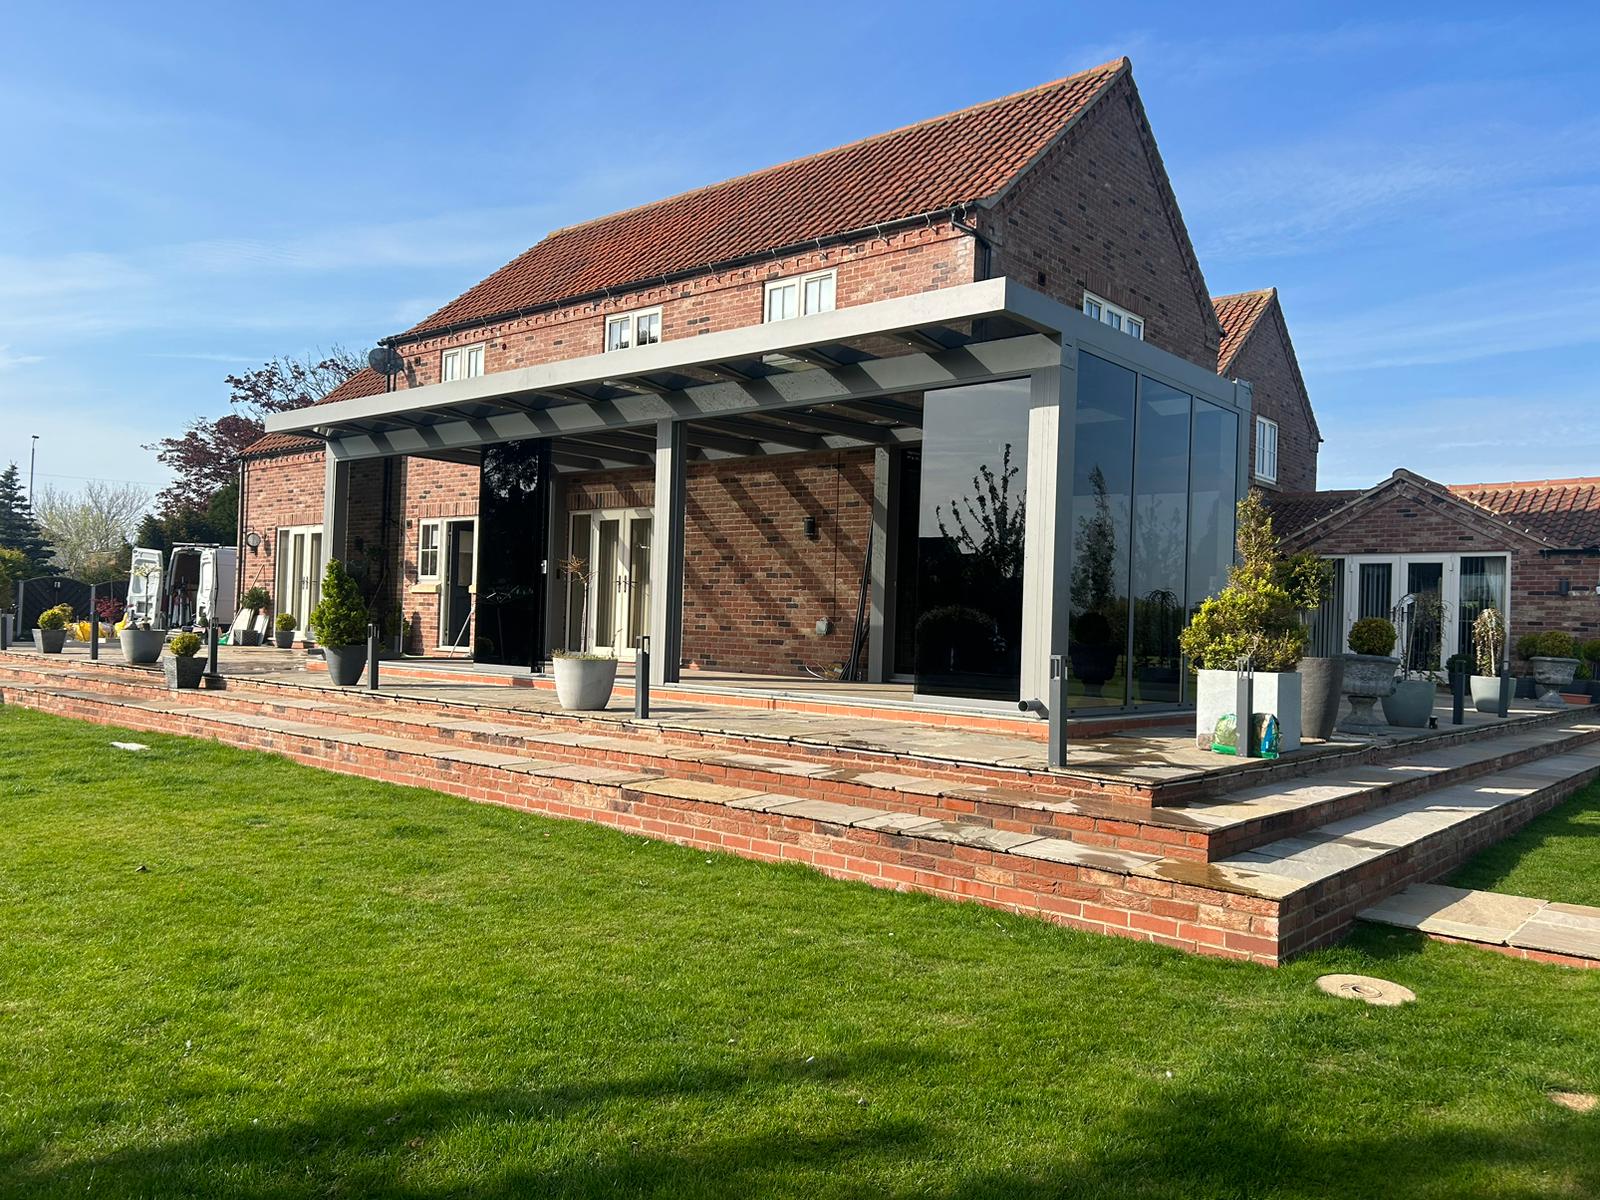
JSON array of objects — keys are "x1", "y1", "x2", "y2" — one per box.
[
  {"x1": 164, "y1": 631, "x2": 206, "y2": 689},
  {"x1": 1470, "y1": 607, "x2": 1508, "y2": 714},
  {"x1": 1527, "y1": 629, "x2": 1581, "y2": 707},
  {"x1": 33, "y1": 603, "x2": 70, "y2": 653},
  {"x1": 1341, "y1": 617, "x2": 1399, "y2": 732},
  {"x1": 240, "y1": 586, "x2": 270, "y2": 612},
  {"x1": 1583, "y1": 638, "x2": 1600, "y2": 676},
  {"x1": 308, "y1": 559, "x2": 369, "y2": 686},
  {"x1": 274, "y1": 611, "x2": 297, "y2": 649},
  {"x1": 1179, "y1": 493, "x2": 1324, "y2": 754}
]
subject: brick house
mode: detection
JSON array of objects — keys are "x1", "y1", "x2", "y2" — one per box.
[
  {"x1": 1270, "y1": 470, "x2": 1600, "y2": 672},
  {"x1": 239, "y1": 57, "x2": 1310, "y2": 714}
]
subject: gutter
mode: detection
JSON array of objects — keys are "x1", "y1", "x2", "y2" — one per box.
[{"x1": 380, "y1": 203, "x2": 989, "y2": 349}]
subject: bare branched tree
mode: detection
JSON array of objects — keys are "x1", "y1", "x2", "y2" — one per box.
[{"x1": 34, "y1": 481, "x2": 151, "y2": 581}]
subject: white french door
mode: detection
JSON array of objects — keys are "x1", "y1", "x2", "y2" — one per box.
[
  {"x1": 1343, "y1": 554, "x2": 1510, "y2": 673},
  {"x1": 565, "y1": 508, "x2": 652, "y2": 660},
  {"x1": 275, "y1": 524, "x2": 324, "y2": 638}
]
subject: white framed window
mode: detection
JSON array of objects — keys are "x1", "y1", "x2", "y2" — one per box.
[
  {"x1": 441, "y1": 344, "x2": 485, "y2": 382},
  {"x1": 604, "y1": 307, "x2": 662, "y2": 352},
  {"x1": 1255, "y1": 416, "x2": 1279, "y2": 484},
  {"x1": 418, "y1": 520, "x2": 442, "y2": 580},
  {"x1": 764, "y1": 269, "x2": 836, "y2": 322},
  {"x1": 1083, "y1": 291, "x2": 1144, "y2": 340}
]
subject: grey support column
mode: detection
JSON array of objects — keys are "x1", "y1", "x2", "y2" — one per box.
[
  {"x1": 1018, "y1": 352, "x2": 1077, "y2": 709},
  {"x1": 648, "y1": 419, "x2": 685, "y2": 686},
  {"x1": 866, "y1": 446, "x2": 900, "y2": 684},
  {"x1": 321, "y1": 450, "x2": 351, "y2": 577}
]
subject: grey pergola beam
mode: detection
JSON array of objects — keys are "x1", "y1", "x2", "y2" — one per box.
[{"x1": 691, "y1": 416, "x2": 826, "y2": 451}]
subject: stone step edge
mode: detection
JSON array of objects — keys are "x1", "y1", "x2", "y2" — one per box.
[
  {"x1": 1359, "y1": 882, "x2": 1600, "y2": 967},
  {"x1": 3, "y1": 681, "x2": 1298, "y2": 965}
]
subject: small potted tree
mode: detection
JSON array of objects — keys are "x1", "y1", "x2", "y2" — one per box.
[
  {"x1": 1527, "y1": 630, "x2": 1581, "y2": 707},
  {"x1": 163, "y1": 631, "x2": 206, "y2": 689},
  {"x1": 1469, "y1": 607, "x2": 1507, "y2": 713},
  {"x1": 33, "y1": 603, "x2": 71, "y2": 654},
  {"x1": 1340, "y1": 617, "x2": 1399, "y2": 732},
  {"x1": 1382, "y1": 594, "x2": 1444, "y2": 728},
  {"x1": 237, "y1": 586, "x2": 270, "y2": 646},
  {"x1": 273, "y1": 612, "x2": 297, "y2": 649},
  {"x1": 1179, "y1": 493, "x2": 1323, "y2": 754},
  {"x1": 307, "y1": 559, "x2": 369, "y2": 686},
  {"x1": 551, "y1": 553, "x2": 617, "y2": 710}
]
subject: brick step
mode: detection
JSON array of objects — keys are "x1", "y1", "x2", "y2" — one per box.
[
  {"x1": 0, "y1": 680, "x2": 1295, "y2": 965},
  {"x1": 1218, "y1": 744, "x2": 1600, "y2": 958}
]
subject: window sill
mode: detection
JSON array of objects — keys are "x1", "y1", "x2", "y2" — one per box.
[{"x1": 410, "y1": 582, "x2": 440, "y2": 594}]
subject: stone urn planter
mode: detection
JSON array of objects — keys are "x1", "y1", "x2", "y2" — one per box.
[
  {"x1": 1530, "y1": 656, "x2": 1581, "y2": 707},
  {"x1": 323, "y1": 644, "x2": 367, "y2": 687},
  {"x1": 1195, "y1": 668, "x2": 1303, "y2": 755},
  {"x1": 553, "y1": 654, "x2": 618, "y2": 711},
  {"x1": 1382, "y1": 679, "x2": 1435, "y2": 728},
  {"x1": 119, "y1": 628, "x2": 166, "y2": 665},
  {"x1": 32, "y1": 627, "x2": 66, "y2": 654},
  {"x1": 1470, "y1": 675, "x2": 1504, "y2": 714},
  {"x1": 1299, "y1": 656, "x2": 1345, "y2": 741},
  {"x1": 1339, "y1": 653, "x2": 1398, "y2": 733}
]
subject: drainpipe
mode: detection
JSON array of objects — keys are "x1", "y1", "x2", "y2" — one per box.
[
  {"x1": 949, "y1": 204, "x2": 993, "y2": 281},
  {"x1": 236, "y1": 457, "x2": 246, "y2": 605}
]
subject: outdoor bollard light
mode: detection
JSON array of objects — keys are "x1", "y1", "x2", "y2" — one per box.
[
  {"x1": 634, "y1": 635, "x2": 651, "y2": 720},
  {"x1": 89, "y1": 584, "x2": 99, "y2": 662},
  {"x1": 1, "y1": 612, "x2": 11, "y2": 651},
  {"x1": 1048, "y1": 653, "x2": 1068, "y2": 769},
  {"x1": 1498, "y1": 658, "x2": 1513, "y2": 719},
  {"x1": 367, "y1": 622, "x2": 381, "y2": 691},
  {"x1": 1235, "y1": 660, "x2": 1256, "y2": 759},
  {"x1": 205, "y1": 618, "x2": 220, "y2": 682},
  {"x1": 1451, "y1": 668, "x2": 1465, "y2": 725}
]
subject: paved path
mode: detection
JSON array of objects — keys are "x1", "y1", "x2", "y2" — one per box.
[{"x1": 1361, "y1": 882, "x2": 1600, "y2": 963}]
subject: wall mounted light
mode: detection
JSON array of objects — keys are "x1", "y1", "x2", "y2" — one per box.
[
  {"x1": 803, "y1": 515, "x2": 818, "y2": 540},
  {"x1": 244, "y1": 530, "x2": 263, "y2": 552},
  {"x1": 1560, "y1": 577, "x2": 1571, "y2": 596}
]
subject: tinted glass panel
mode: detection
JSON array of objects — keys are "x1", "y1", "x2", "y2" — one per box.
[
  {"x1": 476, "y1": 440, "x2": 552, "y2": 667},
  {"x1": 1358, "y1": 562, "x2": 1393, "y2": 620},
  {"x1": 913, "y1": 379, "x2": 1030, "y2": 701},
  {"x1": 1067, "y1": 352, "x2": 1135, "y2": 709},
  {"x1": 1131, "y1": 379, "x2": 1191, "y2": 706},
  {"x1": 1405, "y1": 560, "x2": 1445, "y2": 673},
  {"x1": 1186, "y1": 400, "x2": 1238, "y2": 614}
]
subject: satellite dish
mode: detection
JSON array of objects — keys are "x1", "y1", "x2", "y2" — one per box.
[{"x1": 367, "y1": 346, "x2": 404, "y2": 376}]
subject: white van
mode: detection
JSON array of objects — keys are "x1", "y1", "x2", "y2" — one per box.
[{"x1": 126, "y1": 544, "x2": 237, "y2": 631}]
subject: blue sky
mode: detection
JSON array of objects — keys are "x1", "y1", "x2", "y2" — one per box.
[{"x1": 2, "y1": 2, "x2": 1596, "y2": 497}]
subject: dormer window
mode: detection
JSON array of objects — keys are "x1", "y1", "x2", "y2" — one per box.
[
  {"x1": 604, "y1": 308, "x2": 662, "y2": 352},
  {"x1": 764, "y1": 269, "x2": 836, "y2": 322},
  {"x1": 1083, "y1": 292, "x2": 1144, "y2": 340},
  {"x1": 441, "y1": 344, "x2": 485, "y2": 381}
]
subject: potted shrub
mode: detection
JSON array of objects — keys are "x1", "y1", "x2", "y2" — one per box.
[
  {"x1": 1179, "y1": 493, "x2": 1322, "y2": 755},
  {"x1": 163, "y1": 631, "x2": 206, "y2": 689},
  {"x1": 119, "y1": 614, "x2": 167, "y2": 665},
  {"x1": 33, "y1": 603, "x2": 70, "y2": 654},
  {"x1": 1469, "y1": 607, "x2": 1507, "y2": 714},
  {"x1": 273, "y1": 612, "x2": 297, "y2": 649},
  {"x1": 307, "y1": 559, "x2": 369, "y2": 686},
  {"x1": 1382, "y1": 594, "x2": 1443, "y2": 729},
  {"x1": 551, "y1": 553, "x2": 618, "y2": 710},
  {"x1": 237, "y1": 586, "x2": 270, "y2": 646},
  {"x1": 1341, "y1": 617, "x2": 1399, "y2": 732},
  {"x1": 1527, "y1": 630, "x2": 1581, "y2": 707}
]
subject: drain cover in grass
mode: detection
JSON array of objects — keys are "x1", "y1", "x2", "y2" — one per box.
[
  {"x1": 1315, "y1": 974, "x2": 1416, "y2": 1006},
  {"x1": 1549, "y1": 1091, "x2": 1597, "y2": 1113}
]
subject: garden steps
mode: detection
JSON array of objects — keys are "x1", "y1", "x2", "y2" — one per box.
[{"x1": 1359, "y1": 882, "x2": 1600, "y2": 968}]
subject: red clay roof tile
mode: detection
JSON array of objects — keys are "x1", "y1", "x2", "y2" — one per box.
[
  {"x1": 1213, "y1": 289, "x2": 1275, "y2": 375},
  {"x1": 240, "y1": 368, "x2": 388, "y2": 458},
  {"x1": 1450, "y1": 478, "x2": 1600, "y2": 548}
]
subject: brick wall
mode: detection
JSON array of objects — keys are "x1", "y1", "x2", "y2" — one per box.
[
  {"x1": 981, "y1": 72, "x2": 1219, "y2": 371},
  {"x1": 237, "y1": 449, "x2": 327, "y2": 605},
  {"x1": 562, "y1": 449, "x2": 874, "y2": 674},
  {"x1": 1227, "y1": 305, "x2": 1319, "y2": 492},
  {"x1": 1282, "y1": 478, "x2": 1600, "y2": 661}
]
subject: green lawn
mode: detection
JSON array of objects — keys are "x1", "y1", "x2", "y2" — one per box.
[
  {"x1": 2, "y1": 706, "x2": 1597, "y2": 1199},
  {"x1": 1449, "y1": 780, "x2": 1600, "y2": 907}
]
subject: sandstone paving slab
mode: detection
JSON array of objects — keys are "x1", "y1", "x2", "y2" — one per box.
[
  {"x1": 1010, "y1": 837, "x2": 1158, "y2": 874},
  {"x1": 1136, "y1": 858, "x2": 1306, "y2": 900},
  {"x1": 1359, "y1": 883, "x2": 1545, "y2": 944},
  {"x1": 762, "y1": 798, "x2": 891, "y2": 827},
  {"x1": 726, "y1": 792, "x2": 812, "y2": 813},
  {"x1": 427, "y1": 746, "x2": 549, "y2": 769},
  {"x1": 852, "y1": 811, "x2": 947, "y2": 834},
  {"x1": 531, "y1": 763, "x2": 658, "y2": 785},
  {"x1": 624, "y1": 777, "x2": 764, "y2": 805},
  {"x1": 1509, "y1": 902, "x2": 1600, "y2": 960}
]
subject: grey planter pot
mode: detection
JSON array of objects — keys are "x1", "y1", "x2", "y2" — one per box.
[
  {"x1": 1299, "y1": 656, "x2": 1345, "y2": 741},
  {"x1": 1339, "y1": 653, "x2": 1398, "y2": 732},
  {"x1": 1470, "y1": 675, "x2": 1504, "y2": 714},
  {"x1": 553, "y1": 655, "x2": 618, "y2": 711},
  {"x1": 1382, "y1": 679, "x2": 1436, "y2": 728},
  {"x1": 323, "y1": 644, "x2": 367, "y2": 687},
  {"x1": 1530, "y1": 656, "x2": 1580, "y2": 707},
  {"x1": 163, "y1": 655, "x2": 205, "y2": 689},
  {"x1": 119, "y1": 628, "x2": 166, "y2": 665},
  {"x1": 236, "y1": 629, "x2": 261, "y2": 647},
  {"x1": 33, "y1": 628, "x2": 66, "y2": 654},
  {"x1": 273, "y1": 630, "x2": 295, "y2": 649}
]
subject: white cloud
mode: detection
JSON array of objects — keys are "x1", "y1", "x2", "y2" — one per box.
[{"x1": 0, "y1": 345, "x2": 44, "y2": 370}]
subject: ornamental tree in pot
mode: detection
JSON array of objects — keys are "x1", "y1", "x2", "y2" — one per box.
[
  {"x1": 1470, "y1": 607, "x2": 1507, "y2": 714},
  {"x1": 308, "y1": 559, "x2": 369, "y2": 686},
  {"x1": 33, "y1": 603, "x2": 70, "y2": 654},
  {"x1": 163, "y1": 631, "x2": 206, "y2": 690},
  {"x1": 1179, "y1": 492, "x2": 1323, "y2": 754},
  {"x1": 1526, "y1": 630, "x2": 1581, "y2": 707},
  {"x1": 1341, "y1": 617, "x2": 1399, "y2": 733},
  {"x1": 551, "y1": 553, "x2": 617, "y2": 710},
  {"x1": 1382, "y1": 592, "x2": 1445, "y2": 728},
  {"x1": 273, "y1": 612, "x2": 296, "y2": 649}
]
